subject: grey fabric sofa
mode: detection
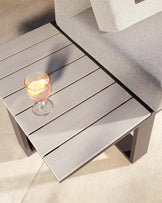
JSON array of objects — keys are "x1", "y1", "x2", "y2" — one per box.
[{"x1": 54, "y1": 0, "x2": 162, "y2": 113}]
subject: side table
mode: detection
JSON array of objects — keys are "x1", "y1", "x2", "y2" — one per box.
[{"x1": 0, "y1": 23, "x2": 154, "y2": 181}]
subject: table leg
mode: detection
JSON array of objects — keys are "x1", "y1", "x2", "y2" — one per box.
[
  {"x1": 130, "y1": 113, "x2": 155, "y2": 163},
  {"x1": 116, "y1": 113, "x2": 155, "y2": 162},
  {"x1": 7, "y1": 110, "x2": 35, "y2": 156}
]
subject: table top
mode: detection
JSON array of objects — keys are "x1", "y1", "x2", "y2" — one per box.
[{"x1": 0, "y1": 23, "x2": 150, "y2": 181}]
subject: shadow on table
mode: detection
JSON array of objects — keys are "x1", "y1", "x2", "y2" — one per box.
[{"x1": 46, "y1": 51, "x2": 68, "y2": 86}]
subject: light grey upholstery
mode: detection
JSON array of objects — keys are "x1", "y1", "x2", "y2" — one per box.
[
  {"x1": 55, "y1": 1, "x2": 162, "y2": 112},
  {"x1": 56, "y1": 0, "x2": 91, "y2": 16}
]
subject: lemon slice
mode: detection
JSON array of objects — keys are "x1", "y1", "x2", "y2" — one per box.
[{"x1": 27, "y1": 80, "x2": 46, "y2": 97}]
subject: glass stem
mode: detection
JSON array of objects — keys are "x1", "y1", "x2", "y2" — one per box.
[{"x1": 38, "y1": 101, "x2": 46, "y2": 109}]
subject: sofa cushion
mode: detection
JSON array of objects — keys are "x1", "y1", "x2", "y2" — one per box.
[
  {"x1": 55, "y1": 7, "x2": 162, "y2": 111},
  {"x1": 55, "y1": 0, "x2": 91, "y2": 17},
  {"x1": 90, "y1": 0, "x2": 162, "y2": 32}
]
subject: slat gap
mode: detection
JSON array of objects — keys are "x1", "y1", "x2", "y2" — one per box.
[
  {"x1": 0, "y1": 43, "x2": 73, "y2": 80},
  {"x1": 48, "y1": 68, "x2": 101, "y2": 98},
  {"x1": 2, "y1": 54, "x2": 85, "y2": 100},
  {"x1": 44, "y1": 55, "x2": 85, "y2": 76},
  {"x1": 28, "y1": 83, "x2": 116, "y2": 136},
  {"x1": 14, "y1": 65, "x2": 99, "y2": 116},
  {"x1": 0, "y1": 32, "x2": 60, "y2": 63},
  {"x1": 44, "y1": 97, "x2": 133, "y2": 157}
]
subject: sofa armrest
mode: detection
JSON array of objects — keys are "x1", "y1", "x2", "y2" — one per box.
[{"x1": 55, "y1": 0, "x2": 91, "y2": 17}]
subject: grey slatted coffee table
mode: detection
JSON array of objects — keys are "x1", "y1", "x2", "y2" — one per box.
[{"x1": 0, "y1": 23, "x2": 154, "y2": 182}]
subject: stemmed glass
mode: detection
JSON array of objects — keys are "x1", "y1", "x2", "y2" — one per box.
[{"x1": 24, "y1": 72, "x2": 53, "y2": 116}]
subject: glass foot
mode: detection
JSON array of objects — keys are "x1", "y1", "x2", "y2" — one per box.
[{"x1": 32, "y1": 99, "x2": 53, "y2": 116}]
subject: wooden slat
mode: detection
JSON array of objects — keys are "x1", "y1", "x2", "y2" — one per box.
[
  {"x1": 4, "y1": 56, "x2": 98, "y2": 115},
  {"x1": 29, "y1": 83, "x2": 131, "y2": 157},
  {"x1": 0, "y1": 33, "x2": 71, "y2": 79},
  {"x1": 0, "y1": 24, "x2": 59, "y2": 61},
  {"x1": 15, "y1": 69, "x2": 114, "y2": 135},
  {"x1": 0, "y1": 44, "x2": 84, "y2": 99},
  {"x1": 44, "y1": 99, "x2": 150, "y2": 181}
]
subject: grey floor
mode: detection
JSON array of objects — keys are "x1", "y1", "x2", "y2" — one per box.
[{"x1": 0, "y1": 1, "x2": 162, "y2": 203}]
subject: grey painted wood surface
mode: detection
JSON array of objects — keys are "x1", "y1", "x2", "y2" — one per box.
[
  {"x1": 0, "y1": 24, "x2": 59, "y2": 62},
  {"x1": 0, "y1": 45, "x2": 84, "y2": 99},
  {"x1": 44, "y1": 99, "x2": 150, "y2": 181},
  {"x1": 0, "y1": 33, "x2": 71, "y2": 79},
  {"x1": 29, "y1": 83, "x2": 131, "y2": 157},
  {"x1": 16, "y1": 69, "x2": 113, "y2": 135},
  {"x1": 3, "y1": 55, "x2": 97, "y2": 115}
]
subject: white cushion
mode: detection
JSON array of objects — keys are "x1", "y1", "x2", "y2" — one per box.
[
  {"x1": 90, "y1": 0, "x2": 162, "y2": 32},
  {"x1": 55, "y1": 0, "x2": 91, "y2": 17}
]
